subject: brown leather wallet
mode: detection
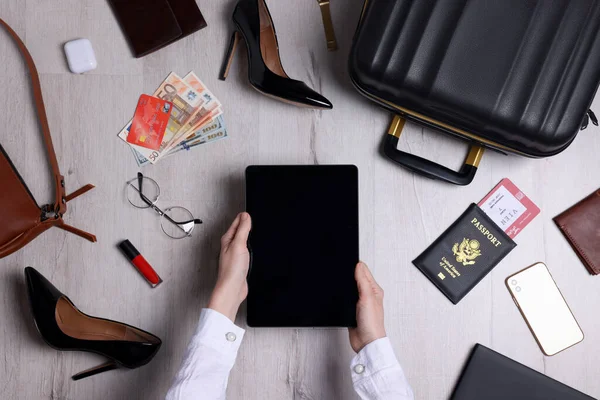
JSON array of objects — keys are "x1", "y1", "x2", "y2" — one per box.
[
  {"x1": 554, "y1": 189, "x2": 600, "y2": 275},
  {"x1": 108, "y1": 0, "x2": 207, "y2": 58}
]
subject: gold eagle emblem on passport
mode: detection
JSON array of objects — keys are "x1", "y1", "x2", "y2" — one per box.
[{"x1": 452, "y1": 238, "x2": 481, "y2": 266}]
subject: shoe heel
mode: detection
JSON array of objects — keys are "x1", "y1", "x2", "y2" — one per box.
[
  {"x1": 219, "y1": 31, "x2": 241, "y2": 81},
  {"x1": 72, "y1": 361, "x2": 118, "y2": 381}
]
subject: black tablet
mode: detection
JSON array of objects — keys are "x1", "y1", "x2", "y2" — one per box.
[{"x1": 245, "y1": 165, "x2": 359, "y2": 327}]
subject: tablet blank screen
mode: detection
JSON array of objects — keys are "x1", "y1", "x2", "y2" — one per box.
[{"x1": 245, "y1": 165, "x2": 359, "y2": 327}]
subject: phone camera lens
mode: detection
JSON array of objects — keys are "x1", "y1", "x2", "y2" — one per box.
[
  {"x1": 515, "y1": 286, "x2": 521, "y2": 292},
  {"x1": 511, "y1": 279, "x2": 517, "y2": 286}
]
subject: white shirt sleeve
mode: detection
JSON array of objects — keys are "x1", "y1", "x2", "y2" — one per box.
[
  {"x1": 350, "y1": 337, "x2": 414, "y2": 400},
  {"x1": 165, "y1": 308, "x2": 246, "y2": 400}
]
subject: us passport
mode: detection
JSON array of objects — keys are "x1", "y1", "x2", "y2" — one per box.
[{"x1": 413, "y1": 204, "x2": 516, "y2": 304}]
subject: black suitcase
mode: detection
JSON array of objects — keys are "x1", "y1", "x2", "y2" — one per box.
[{"x1": 349, "y1": 0, "x2": 600, "y2": 185}]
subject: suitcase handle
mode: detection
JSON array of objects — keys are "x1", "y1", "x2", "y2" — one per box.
[{"x1": 383, "y1": 115, "x2": 484, "y2": 186}]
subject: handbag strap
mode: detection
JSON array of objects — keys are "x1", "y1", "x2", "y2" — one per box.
[{"x1": 0, "y1": 19, "x2": 65, "y2": 214}]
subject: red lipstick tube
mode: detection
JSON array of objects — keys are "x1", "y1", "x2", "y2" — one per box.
[{"x1": 118, "y1": 240, "x2": 162, "y2": 288}]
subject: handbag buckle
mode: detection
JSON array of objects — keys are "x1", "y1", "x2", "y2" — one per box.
[{"x1": 40, "y1": 204, "x2": 59, "y2": 221}]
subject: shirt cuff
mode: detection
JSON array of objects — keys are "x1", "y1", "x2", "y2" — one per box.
[
  {"x1": 350, "y1": 337, "x2": 400, "y2": 383},
  {"x1": 195, "y1": 308, "x2": 246, "y2": 359}
]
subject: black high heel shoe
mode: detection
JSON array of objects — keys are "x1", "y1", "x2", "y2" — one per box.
[
  {"x1": 219, "y1": 0, "x2": 333, "y2": 109},
  {"x1": 24, "y1": 267, "x2": 162, "y2": 380}
]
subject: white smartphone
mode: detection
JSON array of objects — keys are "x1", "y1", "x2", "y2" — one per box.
[{"x1": 506, "y1": 262, "x2": 584, "y2": 356}]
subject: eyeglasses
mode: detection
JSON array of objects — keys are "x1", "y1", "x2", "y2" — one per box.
[{"x1": 126, "y1": 172, "x2": 202, "y2": 239}]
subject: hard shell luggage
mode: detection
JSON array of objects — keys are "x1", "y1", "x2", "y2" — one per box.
[{"x1": 349, "y1": 0, "x2": 600, "y2": 185}]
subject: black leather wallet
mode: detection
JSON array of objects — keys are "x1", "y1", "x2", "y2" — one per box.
[
  {"x1": 108, "y1": 0, "x2": 207, "y2": 58},
  {"x1": 413, "y1": 204, "x2": 516, "y2": 304}
]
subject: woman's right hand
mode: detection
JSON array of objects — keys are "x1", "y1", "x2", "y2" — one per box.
[
  {"x1": 208, "y1": 212, "x2": 252, "y2": 322},
  {"x1": 348, "y1": 262, "x2": 387, "y2": 353}
]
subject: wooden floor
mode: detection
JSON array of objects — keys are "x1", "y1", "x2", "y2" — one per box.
[{"x1": 1, "y1": 1, "x2": 599, "y2": 399}]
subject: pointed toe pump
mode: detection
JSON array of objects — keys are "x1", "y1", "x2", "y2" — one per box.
[
  {"x1": 220, "y1": 0, "x2": 333, "y2": 110},
  {"x1": 24, "y1": 267, "x2": 162, "y2": 380}
]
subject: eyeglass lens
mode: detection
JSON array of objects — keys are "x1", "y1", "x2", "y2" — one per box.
[
  {"x1": 127, "y1": 177, "x2": 159, "y2": 208},
  {"x1": 161, "y1": 206, "x2": 196, "y2": 239}
]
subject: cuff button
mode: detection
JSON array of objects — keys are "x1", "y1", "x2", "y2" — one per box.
[
  {"x1": 353, "y1": 364, "x2": 365, "y2": 374},
  {"x1": 226, "y1": 332, "x2": 237, "y2": 342}
]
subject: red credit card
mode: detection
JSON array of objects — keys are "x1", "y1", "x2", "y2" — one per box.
[
  {"x1": 127, "y1": 95, "x2": 172, "y2": 150},
  {"x1": 478, "y1": 178, "x2": 540, "y2": 238}
]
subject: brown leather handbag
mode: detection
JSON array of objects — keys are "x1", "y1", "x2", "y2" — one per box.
[{"x1": 0, "y1": 19, "x2": 96, "y2": 259}]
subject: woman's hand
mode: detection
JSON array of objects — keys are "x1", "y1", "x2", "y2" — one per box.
[
  {"x1": 349, "y1": 262, "x2": 387, "y2": 353},
  {"x1": 208, "y1": 212, "x2": 252, "y2": 322}
]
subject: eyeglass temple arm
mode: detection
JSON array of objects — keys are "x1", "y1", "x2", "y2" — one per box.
[
  {"x1": 146, "y1": 199, "x2": 202, "y2": 226},
  {"x1": 162, "y1": 213, "x2": 203, "y2": 226},
  {"x1": 161, "y1": 213, "x2": 202, "y2": 237},
  {"x1": 136, "y1": 172, "x2": 155, "y2": 208}
]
